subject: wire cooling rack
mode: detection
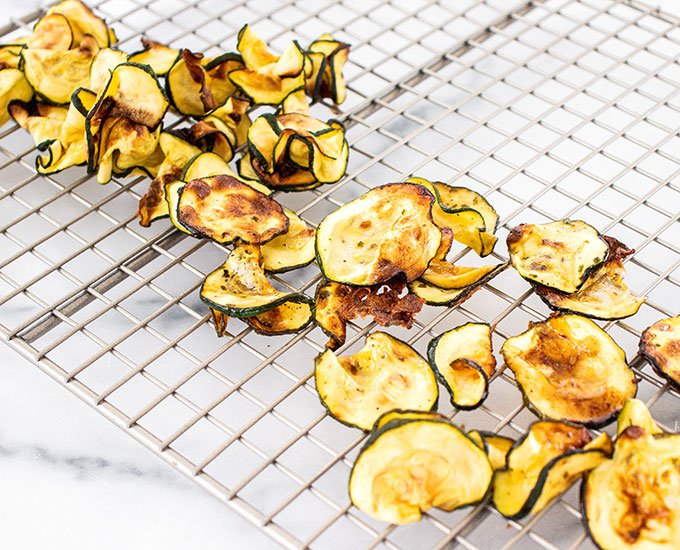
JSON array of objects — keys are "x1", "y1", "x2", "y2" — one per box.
[{"x1": 2, "y1": 0, "x2": 680, "y2": 548}]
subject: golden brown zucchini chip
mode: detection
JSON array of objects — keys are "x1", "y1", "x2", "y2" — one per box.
[
  {"x1": 128, "y1": 38, "x2": 179, "y2": 76},
  {"x1": 507, "y1": 219, "x2": 609, "y2": 293},
  {"x1": 46, "y1": 0, "x2": 112, "y2": 48},
  {"x1": 200, "y1": 244, "x2": 313, "y2": 317},
  {"x1": 88, "y1": 47, "x2": 128, "y2": 93},
  {"x1": 421, "y1": 260, "x2": 502, "y2": 289},
  {"x1": 315, "y1": 332, "x2": 438, "y2": 431},
  {"x1": 316, "y1": 183, "x2": 441, "y2": 286},
  {"x1": 501, "y1": 314, "x2": 637, "y2": 427},
  {"x1": 27, "y1": 13, "x2": 74, "y2": 51},
  {"x1": 177, "y1": 174, "x2": 288, "y2": 244},
  {"x1": 493, "y1": 421, "x2": 611, "y2": 519},
  {"x1": 349, "y1": 411, "x2": 492, "y2": 523},
  {"x1": 9, "y1": 101, "x2": 67, "y2": 146},
  {"x1": 0, "y1": 69, "x2": 33, "y2": 127},
  {"x1": 0, "y1": 44, "x2": 25, "y2": 70},
  {"x1": 245, "y1": 299, "x2": 315, "y2": 335},
  {"x1": 306, "y1": 34, "x2": 350, "y2": 104},
  {"x1": 533, "y1": 236, "x2": 646, "y2": 320},
  {"x1": 616, "y1": 398, "x2": 663, "y2": 437},
  {"x1": 164, "y1": 180, "x2": 194, "y2": 235},
  {"x1": 427, "y1": 322, "x2": 496, "y2": 409},
  {"x1": 260, "y1": 209, "x2": 316, "y2": 273},
  {"x1": 582, "y1": 423, "x2": 680, "y2": 550},
  {"x1": 280, "y1": 88, "x2": 309, "y2": 115},
  {"x1": 468, "y1": 430, "x2": 514, "y2": 470},
  {"x1": 640, "y1": 314, "x2": 680, "y2": 391}
]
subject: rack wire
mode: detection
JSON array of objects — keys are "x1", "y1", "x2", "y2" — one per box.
[{"x1": 1, "y1": 0, "x2": 679, "y2": 547}]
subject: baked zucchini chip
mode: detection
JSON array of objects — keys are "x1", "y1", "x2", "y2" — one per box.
[
  {"x1": 616, "y1": 398, "x2": 663, "y2": 437},
  {"x1": 533, "y1": 237, "x2": 646, "y2": 320},
  {"x1": 427, "y1": 323, "x2": 496, "y2": 409},
  {"x1": 0, "y1": 69, "x2": 33, "y2": 127},
  {"x1": 507, "y1": 219, "x2": 609, "y2": 293},
  {"x1": 46, "y1": 0, "x2": 112, "y2": 48},
  {"x1": 493, "y1": 421, "x2": 612, "y2": 519},
  {"x1": 164, "y1": 180, "x2": 193, "y2": 235},
  {"x1": 315, "y1": 332, "x2": 438, "y2": 430},
  {"x1": 280, "y1": 88, "x2": 309, "y2": 115},
  {"x1": 177, "y1": 174, "x2": 288, "y2": 244},
  {"x1": 88, "y1": 47, "x2": 128, "y2": 93},
  {"x1": 421, "y1": 260, "x2": 502, "y2": 289},
  {"x1": 349, "y1": 411, "x2": 492, "y2": 523},
  {"x1": 129, "y1": 38, "x2": 179, "y2": 77},
  {"x1": 200, "y1": 244, "x2": 313, "y2": 317},
  {"x1": 27, "y1": 14, "x2": 74, "y2": 51},
  {"x1": 246, "y1": 299, "x2": 315, "y2": 335},
  {"x1": 260, "y1": 209, "x2": 316, "y2": 273},
  {"x1": 9, "y1": 101, "x2": 67, "y2": 146},
  {"x1": 316, "y1": 183, "x2": 441, "y2": 286},
  {"x1": 0, "y1": 44, "x2": 25, "y2": 70},
  {"x1": 640, "y1": 314, "x2": 680, "y2": 391},
  {"x1": 468, "y1": 430, "x2": 514, "y2": 470},
  {"x1": 582, "y1": 424, "x2": 680, "y2": 550},
  {"x1": 501, "y1": 314, "x2": 637, "y2": 427},
  {"x1": 306, "y1": 34, "x2": 350, "y2": 104}
]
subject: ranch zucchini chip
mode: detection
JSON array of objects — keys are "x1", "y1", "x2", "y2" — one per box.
[
  {"x1": 501, "y1": 314, "x2": 637, "y2": 427},
  {"x1": 533, "y1": 236, "x2": 646, "y2": 320},
  {"x1": 349, "y1": 411, "x2": 493, "y2": 523},
  {"x1": 200, "y1": 244, "x2": 313, "y2": 317},
  {"x1": 493, "y1": 421, "x2": 612, "y2": 519},
  {"x1": 468, "y1": 430, "x2": 514, "y2": 470},
  {"x1": 129, "y1": 38, "x2": 179, "y2": 76},
  {"x1": 260, "y1": 209, "x2": 316, "y2": 273},
  {"x1": 316, "y1": 183, "x2": 441, "y2": 286},
  {"x1": 177, "y1": 174, "x2": 288, "y2": 244},
  {"x1": 507, "y1": 219, "x2": 609, "y2": 293},
  {"x1": 46, "y1": 0, "x2": 112, "y2": 48},
  {"x1": 640, "y1": 314, "x2": 680, "y2": 391},
  {"x1": 315, "y1": 332, "x2": 438, "y2": 430},
  {"x1": 427, "y1": 322, "x2": 496, "y2": 409},
  {"x1": 306, "y1": 34, "x2": 350, "y2": 104}
]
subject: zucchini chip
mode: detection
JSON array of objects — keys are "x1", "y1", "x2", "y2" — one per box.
[
  {"x1": 315, "y1": 332, "x2": 438, "y2": 430},
  {"x1": 260, "y1": 209, "x2": 316, "y2": 273},
  {"x1": 129, "y1": 38, "x2": 180, "y2": 77},
  {"x1": 200, "y1": 244, "x2": 313, "y2": 317},
  {"x1": 427, "y1": 323, "x2": 496, "y2": 409},
  {"x1": 246, "y1": 300, "x2": 315, "y2": 335},
  {"x1": 177, "y1": 174, "x2": 288, "y2": 244},
  {"x1": 616, "y1": 398, "x2": 663, "y2": 437},
  {"x1": 507, "y1": 219, "x2": 609, "y2": 293},
  {"x1": 306, "y1": 34, "x2": 350, "y2": 104},
  {"x1": 203, "y1": 95, "x2": 251, "y2": 148},
  {"x1": 46, "y1": 0, "x2": 112, "y2": 48},
  {"x1": 533, "y1": 237, "x2": 646, "y2": 320},
  {"x1": 27, "y1": 14, "x2": 74, "y2": 51},
  {"x1": 493, "y1": 421, "x2": 612, "y2": 519},
  {"x1": 89, "y1": 47, "x2": 128, "y2": 93},
  {"x1": 164, "y1": 180, "x2": 194, "y2": 235},
  {"x1": 280, "y1": 88, "x2": 309, "y2": 115},
  {"x1": 210, "y1": 307, "x2": 229, "y2": 337},
  {"x1": 468, "y1": 430, "x2": 514, "y2": 470},
  {"x1": 316, "y1": 183, "x2": 441, "y2": 286},
  {"x1": 0, "y1": 69, "x2": 33, "y2": 127},
  {"x1": 9, "y1": 101, "x2": 68, "y2": 146},
  {"x1": 408, "y1": 262, "x2": 508, "y2": 306},
  {"x1": 0, "y1": 44, "x2": 25, "y2": 70},
  {"x1": 421, "y1": 260, "x2": 502, "y2": 289},
  {"x1": 349, "y1": 411, "x2": 492, "y2": 523},
  {"x1": 21, "y1": 34, "x2": 99, "y2": 104},
  {"x1": 640, "y1": 314, "x2": 680, "y2": 391},
  {"x1": 501, "y1": 314, "x2": 637, "y2": 427},
  {"x1": 583, "y1": 424, "x2": 680, "y2": 550}
]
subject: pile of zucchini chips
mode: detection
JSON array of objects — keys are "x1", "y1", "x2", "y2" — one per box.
[{"x1": 3, "y1": 3, "x2": 679, "y2": 547}]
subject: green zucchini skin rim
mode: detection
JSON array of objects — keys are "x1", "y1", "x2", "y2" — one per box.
[
  {"x1": 494, "y1": 420, "x2": 611, "y2": 520},
  {"x1": 309, "y1": 38, "x2": 350, "y2": 104},
  {"x1": 427, "y1": 323, "x2": 493, "y2": 410},
  {"x1": 245, "y1": 299, "x2": 316, "y2": 336},
  {"x1": 315, "y1": 182, "x2": 440, "y2": 287},
  {"x1": 201, "y1": 287, "x2": 315, "y2": 319},
  {"x1": 315, "y1": 333, "x2": 439, "y2": 431},
  {"x1": 127, "y1": 45, "x2": 181, "y2": 77},
  {"x1": 312, "y1": 278, "x2": 344, "y2": 349},
  {"x1": 639, "y1": 327, "x2": 680, "y2": 392}
]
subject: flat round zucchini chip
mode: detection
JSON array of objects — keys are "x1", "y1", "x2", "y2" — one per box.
[
  {"x1": 507, "y1": 219, "x2": 609, "y2": 293},
  {"x1": 534, "y1": 237, "x2": 646, "y2": 320},
  {"x1": 493, "y1": 421, "x2": 612, "y2": 520},
  {"x1": 316, "y1": 183, "x2": 441, "y2": 286},
  {"x1": 427, "y1": 323, "x2": 496, "y2": 409},
  {"x1": 200, "y1": 244, "x2": 313, "y2": 318},
  {"x1": 246, "y1": 300, "x2": 315, "y2": 335},
  {"x1": 177, "y1": 175, "x2": 289, "y2": 245},
  {"x1": 501, "y1": 314, "x2": 637, "y2": 427},
  {"x1": 468, "y1": 430, "x2": 514, "y2": 470},
  {"x1": 583, "y1": 425, "x2": 680, "y2": 550},
  {"x1": 260, "y1": 209, "x2": 316, "y2": 273},
  {"x1": 315, "y1": 332, "x2": 438, "y2": 430},
  {"x1": 640, "y1": 315, "x2": 680, "y2": 391},
  {"x1": 349, "y1": 413, "x2": 492, "y2": 523}
]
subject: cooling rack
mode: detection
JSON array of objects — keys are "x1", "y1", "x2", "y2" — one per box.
[{"x1": 1, "y1": 0, "x2": 680, "y2": 548}]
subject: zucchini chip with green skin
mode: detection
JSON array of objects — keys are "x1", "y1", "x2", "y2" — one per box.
[
  {"x1": 493, "y1": 421, "x2": 612, "y2": 519},
  {"x1": 129, "y1": 38, "x2": 179, "y2": 77},
  {"x1": 616, "y1": 398, "x2": 663, "y2": 437},
  {"x1": 200, "y1": 244, "x2": 313, "y2": 317},
  {"x1": 421, "y1": 260, "x2": 502, "y2": 289},
  {"x1": 46, "y1": 0, "x2": 112, "y2": 48},
  {"x1": 164, "y1": 180, "x2": 194, "y2": 235},
  {"x1": 533, "y1": 236, "x2": 646, "y2": 320},
  {"x1": 349, "y1": 412, "x2": 492, "y2": 523},
  {"x1": 0, "y1": 44, "x2": 25, "y2": 70},
  {"x1": 427, "y1": 322, "x2": 496, "y2": 409},
  {"x1": 246, "y1": 299, "x2": 315, "y2": 335},
  {"x1": 280, "y1": 88, "x2": 309, "y2": 115},
  {"x1": 177, "y1": 174, "x2": 288, "y2": 245},
  {"x1": 307, "y1": 34, "x2": 350, "y2": 104},
  {"x1": 180, "y1": 151, "x2": 271, "y2": 196},
  {"x1": 0, "y1": 69, "x2": 33, "y2": 127},
  {"x1": 314, "y1": 280, "x2": 346, "y2": 349},
  {"x1": 501, "y1": 314, "x2": 637, "y2": 427},
  {"x1": 315, "y1": 332, "x2": 438, "y2": 430},
  {"x1": 640, "y1": 315, "x2": 680, "y2": 391},
  {"x1": 88, "y1": 48, "x2": 128, "y2": 93},
  {"x1": 371, "y1": 409, "x2": 442, "y2": 431},
  {"x1": 507, "y1": 219, "x2": 609, "y2": 293},
  {"x1": 260, "y1": 209, "x2": 316, "y2": 273},
  {"x1": 468, "y1": 430, "x2": 514, "y2": 470},
  {"x1": 203, "y1": 95, "x2": 251, "y2": 148},
  {"x1": 9, "y1": 101, "x2": 68, "y2": 146},
  {"x1": 582, "y1": 425, "x2": 680, "y2": 550},
  {"x1": 27, "y1": 13, "x2": 74, "y2": 51},
  {"x1": 316, "y1": 183, "x2": 441, "y2": 286}
]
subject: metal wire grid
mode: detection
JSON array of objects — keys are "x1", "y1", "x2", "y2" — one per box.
[{"x1": 1, "y1": 0, "x2": 679, "y2": 547}]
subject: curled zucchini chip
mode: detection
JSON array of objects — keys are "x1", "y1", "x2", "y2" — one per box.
[
  {"x1": 0, "y1": 69, "x2": 33, "y2": 127},
  {"x1": 501, "y1": 314, "x2": 637, "y2": 427},
  {"x1": 21, "y1": 34, "x2": 99, "y2": 104},
  {"x1": 89, "y1": 47, "x2": 128, "y2": 93},
  {"x1": 260, "y1": 209, "x2": 316, "y2": 273},
  {"x1": 427, "y1": 323, "x2": 496, "y2": 409},
  {"x1": 315, "y1": 332, "x2": 438, "y2": 430},
  {"x1": 27, "y1": 14, "x2": 74, "y2": 51},
  {"x1": 534, "y1": 237, "x2": 646, "y2": 320},
  {"x1": 349, "y1": 411, "x2": 492, "y2": 523},
  {"x1": 408, "y1": 262, "x2": 508, "y2": 306},
  {"x1": 9, "y1": 101, "x2": 67, "y2": 146},
  {"x1": 129, "y1": 38, "x2": 179, "y2": 77},
  {"x1": 316, "y1": 183, "x2": 441, "y2": 286},
  {"x1": 164, "y1": 180, "x2": 193, "y2": 235},
  {"x1": 507, "y1": 219, "x2": 609, "y2": 293},
  {"x1": 583, "y1": 424, "x2": 680, "y2": 550},
  {"x1": 200, "y1": 244, "x2": 313, "y2": 317},
  {"x1": 616, "y1": 398, "x2": 663, "y2": 437},
  {"x1": 640, "y1": 315, "x2": 680, "y2": 391},
  {"x1": 177, "y1": 174, "x2": 288, "y2": 244},
  {"x1": 468, "y1": 430, "x2": 514, "y2": 470},
  {"x1": 0, "y1": 44, "x2": 25, "y2": 70},
  {"x1": 203, "y1": 95, "x2": 251, "y2": 148},
  {"x1": 46, "y1": 0, "x2": 112, "y2": 48},
  {"x1": 493, "y1": 421, "x2": 612, "y2": 519},
  {"x1": 280, "y1": 88, "x2": 309, "y2": 115},
  {"x1": 421, "y1": 260, "x2": 502, "y2": 289},
  {"x1": 306, "y1": 34, "x2": 350, "y2": 104}
]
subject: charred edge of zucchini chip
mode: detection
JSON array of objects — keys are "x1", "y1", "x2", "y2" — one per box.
[
  {"x1": 210, "y1": 308, "x2": 229, "y2": 337},
  {"x1": 245, "y1": 298, "x2": 316, "y2": 336},
  {"x1": 128, "y1": 38, "x2": 180, "y2": 77},
  {"x1": 639, "y1": 315, "x2": 680, "y2": 392}
]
